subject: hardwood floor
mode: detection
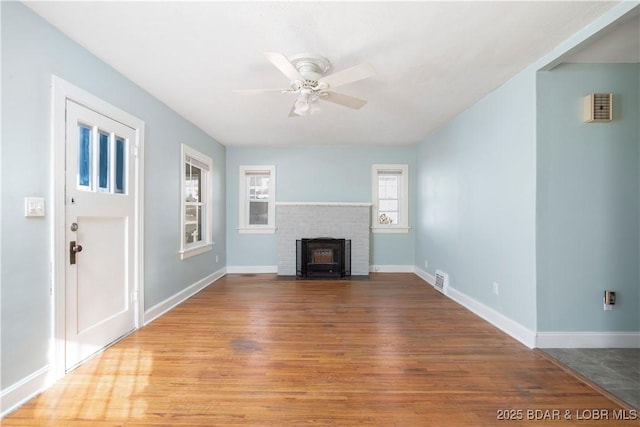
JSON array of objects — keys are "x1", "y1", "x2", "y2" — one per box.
[{"x1": 4, "y1": 274, "x2": 633, "y2": 426}]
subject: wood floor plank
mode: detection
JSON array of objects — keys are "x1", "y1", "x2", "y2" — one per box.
[{"x1": 3, "y1": 273, "x2": 635, "y2": 426}]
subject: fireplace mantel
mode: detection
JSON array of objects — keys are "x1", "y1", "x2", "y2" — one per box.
[{"x1": 276, "y1": 202, "x2": 372, "y2": 207}]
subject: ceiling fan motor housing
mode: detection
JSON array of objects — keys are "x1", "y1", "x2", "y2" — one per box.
[{"x1": 290, "y1": 54, "x2": 330, "y2": 87}]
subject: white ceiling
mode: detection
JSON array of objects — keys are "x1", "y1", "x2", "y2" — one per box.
[
  {"x1": 25, "y1": 1, "x2": 628, "y2": 147},
  {"x1": 565, "y1": 9, "x2": 639, "y2": 63}
]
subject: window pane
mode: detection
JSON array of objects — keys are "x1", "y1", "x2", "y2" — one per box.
[
  {"x1": 115, "y1": 137, "x2": 126, "y2": 194},
  {"x1": 379, "y1": 199, "x2": 398, "y2": 212},
  {"x1": 379, "y1": 175, "x2": 399, "y2": 199},
  {"x1": 249, "y1": 200, "x2": 268, "y2": 225},
  {"x1": 184, "y1": 204, "x2": 202, "y2": 244},
  {"x1": 78, "y1": 125, "x2": 92, "y2": 188},
  {"x1": 98, "y1": 131, "x2": 110, "y2": 190},
  {"x1": 185, "y1": 164, "x2": 202, "y2": 202},
  {"x1": 248, "y1": 174, "x2": 269, "y2": 200},
  {"x1": 379, "y1": 211, "x2": 398, "y2": 225}
]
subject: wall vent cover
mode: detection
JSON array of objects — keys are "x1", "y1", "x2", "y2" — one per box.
[
  {"x1": 584, "y1": 93, "x2": 612, "y2": 122},
  {"x1": 434, "y1": 270, "x2": 449, "y2": 293}
]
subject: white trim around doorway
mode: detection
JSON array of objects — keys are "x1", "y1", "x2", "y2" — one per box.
[{"x1": 50, "y1": 75, "x2": 145, "y2": 381}]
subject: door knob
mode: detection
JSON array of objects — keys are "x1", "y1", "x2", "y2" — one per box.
[
  {"x1": 70, "y1": 241, "x2": 83, "y2": 265},
  {"x1": 70, "y1": 222, "x2": 78, "y2": 232}
]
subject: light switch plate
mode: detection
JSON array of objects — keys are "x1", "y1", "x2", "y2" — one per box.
[{"x1": 25, "y1": 197, "x2": 45, "y2": 217}]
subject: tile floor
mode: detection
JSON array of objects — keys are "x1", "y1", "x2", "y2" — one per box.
[{"x1": 543, "y1": 348, "x2": 640, "y2": 409}]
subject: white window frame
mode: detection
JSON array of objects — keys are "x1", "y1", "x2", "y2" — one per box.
[
  {"x1": 239, "y1": 165, "x2": 276, "y2": 234},
  {"x1": 180, "y1": 144, "x2": 214, "y2": 259},
  {"x1": 371, "y1": 164, "x2": 410, "y2": 234}
]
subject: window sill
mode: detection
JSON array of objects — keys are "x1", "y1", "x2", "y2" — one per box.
[
  {"x1": 179, "y1": 242, "x2": 214, "y2": 260},
  {"x1": 238, "y1": 227, "x2": 276, "y2": 235},
  {"x1": 371, "y1": 226, "x2": 411, "y2": 234}
]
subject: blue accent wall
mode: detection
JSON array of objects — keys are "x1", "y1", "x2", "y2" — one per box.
[
  {"x1": 1, "y1": 2, "x2": 226, "y2": 390},
  {"x1": 413, "y1": 2, "x2": 639, "y2": 338},
  {"x1": 226, "y1": 145, "x2": 416, "y2": 268},
  {"x1": 536, "y1": 63, "x2": 640, "y2": 332},
  {"x1": 415, "y1": 70, "x2": 538, "y2": 330}
]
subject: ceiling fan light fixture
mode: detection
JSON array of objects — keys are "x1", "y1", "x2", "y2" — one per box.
[
  {"x1": 309, "y1": 103, "x2": 321, "y2": 115},
  {"x1": 293, "y1": 90, "x2": 322, "y2": 116},
  {"x1": 294, "y1": 99, "x2": 310, "y2": 115}
]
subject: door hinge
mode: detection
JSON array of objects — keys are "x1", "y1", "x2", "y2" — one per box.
[
  {"x1": 131, "y1": 145, "x2": 139, "y2": 158},
  {"x1": 130, "y1": 292, "x2": 138, "y2": 303}
]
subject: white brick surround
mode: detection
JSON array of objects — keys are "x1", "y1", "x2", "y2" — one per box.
[{"x1": 276, "y1": 203, "x2": 371, "y2": 276}]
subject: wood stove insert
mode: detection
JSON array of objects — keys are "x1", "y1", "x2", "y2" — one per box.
[{"x1": 296, "y1": 238, "x2": 351, "y2": 278}]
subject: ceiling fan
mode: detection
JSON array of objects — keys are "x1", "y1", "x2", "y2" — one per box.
[{"x1": 236, "y1": 52, "x2": 376, "y2": 117}]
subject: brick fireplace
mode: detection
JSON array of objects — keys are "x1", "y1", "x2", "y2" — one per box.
[{"x1": 276, "y1": 203, "x2": 371, "y2": 276}]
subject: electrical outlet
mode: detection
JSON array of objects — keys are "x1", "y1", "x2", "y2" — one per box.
[
  {"x1": 424, "y1": 259, "x2": 428, "y2": 269},
  {"x1": 492, "y1": 282, "x2": 499, "y2": 295},
  {"x1": 215, "y1": 255, "x2": 219, "y2": 263},
  {"x1": 603, "y1": 290, "x2": 615, "y2": 311}
]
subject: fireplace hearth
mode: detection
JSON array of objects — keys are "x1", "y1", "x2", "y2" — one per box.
[{"x1": 296, "y1": 238, "x2": 351, "y2": 278}]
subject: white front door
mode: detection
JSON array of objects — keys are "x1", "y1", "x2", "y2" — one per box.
[{"x1": 65, "y1": 100, "x2": 137, "y2": 371}]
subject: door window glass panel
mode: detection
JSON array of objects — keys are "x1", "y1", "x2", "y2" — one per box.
[
  {"x1": 77, "y1": 123, "x2": 129, "y2": 195},
  {"x1": 98, "y1": 131, "x2": 110, "y2": 191},
  {"x1": 115, "y1": 137, "x2": 126, "y2": 194},
  {"x1": 78, "y1": 125, "x2": 92, "y2": 188}
]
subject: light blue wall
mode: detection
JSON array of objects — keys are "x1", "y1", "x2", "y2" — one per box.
[
  {"x1": 415, "y1": 70, "x2": 538, "y2": 331},
  {"x1": 413, "y1": 1, "x2": 639, "y2": 336},
  {"x1": 226, "y1": 145, "x2": 416, "y2": 268},
  {"x1": 536, "y1": 63, "x2": 639, "y2": 332},
  {"x1": 1, "y1": 2, "x2": 225, "y2": 390}
]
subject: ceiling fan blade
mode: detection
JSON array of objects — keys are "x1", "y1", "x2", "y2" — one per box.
[
  {"x1": 233, "y1": 88, "x2": 289, "y2": 94},
  {"x1": 318, "y1": 62, "x2": 376, "y2": 89},
  {"x1": 322, "y1": 91, "x2": 368, "y2": 109},
  {"x1": 264, "y1": 52, "x2": 304, "y2": 82}
]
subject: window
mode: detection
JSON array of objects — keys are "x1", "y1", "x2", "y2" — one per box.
[
  {"x1": 77, "y1": 123, "x2": 128, "y2": 194},
  {"x1": 239, "y1": 165, "x2": 276, "y2": 233},
  {"x1": 180, "y1": 144, "x2": 213, "y2": 259},
  {"x1": 372, "y1": 164, "x2": 409, "y2": 233}
]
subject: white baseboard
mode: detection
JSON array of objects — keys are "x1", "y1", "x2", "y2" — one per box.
[
  {"x1": 445, "y1": 286, "x2": 536, "y2": 348},
  {"x1": 415, "y1": 267, "x2": 537, "y2": 349},
  {"x1": 414, "y1": 267, "x2": 436, "y2": 287},
  {"x1": 370, "y1": 265, "x2": 415, "y2": 273},
  {"x1": 226, "y1": 265, "x2": 278, "y2": 274},
  {"x1": 447, "y1": 286, "x2": 536, "y2": 348},
  {"x1": 144, "y1": 267, "x2": 226, "y2": 325},
  {"x1": 1, "y1": 365, "x2": 52, "y2": 418},
  {"x1": 536, "y1": 332, "x2": 640, "y2": 348},
  {"x1": 413, "y1": 269, "x2": 638, "y2": 350}
]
